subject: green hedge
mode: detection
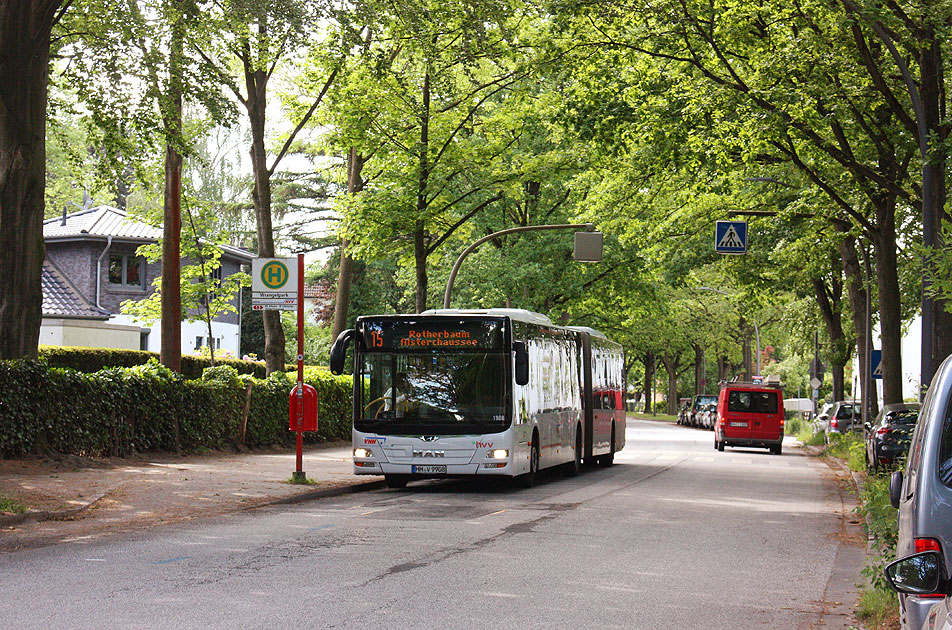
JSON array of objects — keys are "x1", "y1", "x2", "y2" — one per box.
[
  {"x1": 38, "y1": 345, "x2": 302, "y2": 380},
  {"x1": 0, "y1": 359, "x2": 352, "y2": 457}
]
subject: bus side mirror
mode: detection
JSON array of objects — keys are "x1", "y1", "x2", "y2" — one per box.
[
  {"x1": 329, "y1": 328, "x2": 356, "y2": 375},
  {"x1": 514, "y1": 341, "x2": 529, "y2": 386}
]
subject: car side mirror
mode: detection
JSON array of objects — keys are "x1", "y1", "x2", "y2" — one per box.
[
  {"x1": 890, "y1": 470, "x2": 904, "y2": 509},
  {"x1": 329, "y1": 328, "x2": 356, "y2": 375},
  {"x1": 885, "y1": 551, "x2": 947, "y2": 596},
  {"x1": 513, "y1": 341, "x2": 529, "y2": 386}
]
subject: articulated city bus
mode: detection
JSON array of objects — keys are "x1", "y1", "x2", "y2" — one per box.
[{"x1": 329, "y1": 308, "x2": 625, "y2": 488}]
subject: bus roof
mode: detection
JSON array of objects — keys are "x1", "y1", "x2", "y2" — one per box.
[
  {"x1": 566, "y1": 325, "x2": 608, "y2": 340},
  {"x1": 421, "y1": 308, "x2": 553, "y2": 326}
]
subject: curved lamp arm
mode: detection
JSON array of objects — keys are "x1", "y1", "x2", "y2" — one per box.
[{"x1": 442, "y1": 223, "x2": 594, "y2": 309}]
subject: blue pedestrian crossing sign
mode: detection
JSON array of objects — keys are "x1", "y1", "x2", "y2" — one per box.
[
  {"x1": 715, "y1": 221, "x2": 748, "y2": 254},
  {"x1": 870, "y1": 349, "x2": 883, "y2": 380}
]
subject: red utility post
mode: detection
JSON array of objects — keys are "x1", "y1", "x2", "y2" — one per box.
[{"x1": 289, "y1": 253, "x2": 317, "y2": 482}]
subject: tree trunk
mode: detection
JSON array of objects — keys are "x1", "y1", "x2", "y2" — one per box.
[
  {"x1": 717, "y1": 355, "x2": 730, "y2": 382},
  {"x1": 740, "y1": 319, "x2": 752, "y2": 380},
  {"x1": 159, "y1": 8, "x2": 184, "y2": 373},
  {"x1": 918, "y1": 29, "x2": 952, "y2": 386},
  {"x1": 331, "y1": 149, "x2": 365, "y2": 339},
  {"x1": 160, "y1": 141, "x2": 182, "y2": 373},
  {"x1": 872, "y1": 199, "x2": 903, "y2": 405},
  {"x1": 662, "y1": 353, "x2": 681, "y2": 415},
  {"x1": 244, "y1": 31, "x2": 285, "y2": 375},
  {"x1": 0, "y1": 1, "x2": 60, "y2": 360},
  {"x1": 414, "y1": 69, "x2": 431, "y2": 314},
  {"x1": 642, "y1": 351, "x2": 654, "y2": 414},
  {"x1": 693, "y1": 343, "x2": 704, "y2": 394}
]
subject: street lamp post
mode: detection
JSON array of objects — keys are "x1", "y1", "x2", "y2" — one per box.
[{"x1": 443, "y1": 223, "x2": 596, "y2": 309}]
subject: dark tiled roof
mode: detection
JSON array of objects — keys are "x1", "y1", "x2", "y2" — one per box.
[
  {"x1": 42, "y1": 260, "x2": 110, "y2": 319},
  {"x1": 44, "y1": 205, "x2": 254, "y2": 263},
  {"x1": 44, "y1": 205, "x2": 159, "y2": 241}
]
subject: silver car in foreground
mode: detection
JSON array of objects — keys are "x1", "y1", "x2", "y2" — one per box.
[{"x1": 886, "y1": 353, "x2": 952, "y2": 629}]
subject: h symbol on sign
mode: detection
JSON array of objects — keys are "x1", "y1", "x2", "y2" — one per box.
[{"x1": 266, "y1": 267, "x2": 284, "y2": 283}]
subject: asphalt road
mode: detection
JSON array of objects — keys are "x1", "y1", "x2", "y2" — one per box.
[{"x1": 0, "y1": 419, "x2": 864, "y2": 629}]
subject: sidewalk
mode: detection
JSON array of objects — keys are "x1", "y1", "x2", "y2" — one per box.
[{"x1": 0, "y1": 442, "x2": 382, "y2": 551}]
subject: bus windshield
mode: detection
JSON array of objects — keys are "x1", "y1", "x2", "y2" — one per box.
[{"x1": 357, "y1": 352, "x2": 508, "y2": 435}]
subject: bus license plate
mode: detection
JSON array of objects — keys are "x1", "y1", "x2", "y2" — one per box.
[
  {"x1": 730, "y1": 422, "x2": 748, "y2": 428},
  {"x1": 412, "y1": 465, "x2": 447, "y2": 474}
]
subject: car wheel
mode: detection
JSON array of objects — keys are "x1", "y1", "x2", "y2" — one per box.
[
  {"x1": 520, "y1": 434, "x2": 540, "y2": 488},
  {"x1": 565, "y1": 426, "x2": 582, "y2": 477},
  {"x1": 771, "y1": 444, "x2": 782, "y2": 455},
  {"x1": 598, "y1": 425, "x2": 616, "y2": 467},
  {"x1": 385, "y1": 474, "x2": 409, "y2": 489}
]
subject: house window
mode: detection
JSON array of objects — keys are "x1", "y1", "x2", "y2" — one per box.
[
  {"x1": 109, "y1": 254, "x2": 145, "y2": 288},
  {"x1": 194, "y1": 336, "x2": 221, "y2": 351},
  {"x1": 201, "y1": 266, "x2": 224, "y2": 305}
]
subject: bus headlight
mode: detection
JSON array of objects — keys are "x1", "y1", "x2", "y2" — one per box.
[
  {"x1": 353, "y1": 448, "x2": 373, "y2": 459},
  {"x1": 489, "y1": 449, "x2": 509, "y2": 459}
]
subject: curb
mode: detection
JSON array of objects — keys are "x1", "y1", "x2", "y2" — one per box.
[
  {"x1": 0, "y1": 478, "x2": 389, "y2": 529},
  {"x1": 263, "y1": 478, "x2": 388, "y2": 507},
  {"x1": 0, "y1": 490, "x2": 111, "y2": 527}
]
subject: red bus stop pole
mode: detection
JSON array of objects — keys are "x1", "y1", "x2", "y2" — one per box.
[{"x1": 293, "y1": 253, "x2": 305, "y2": 482}]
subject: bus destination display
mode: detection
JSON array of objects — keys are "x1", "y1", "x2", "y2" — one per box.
[{"x1": 361, "y1": 318, "x2": 504, "y2": 351}]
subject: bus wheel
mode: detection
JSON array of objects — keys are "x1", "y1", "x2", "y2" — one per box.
[
  {"x1": 565, "y1": 426, "x2": 582, "y2": 477},
  {"x1": 520, "y1": 435, "x2": 540, "y2": 488},
  {"x1": 598, "y1": 425, "x2": 615, "y2": 467},
  {"x1": 385, "y1": 474, "x2": 409, "y2": 489}
]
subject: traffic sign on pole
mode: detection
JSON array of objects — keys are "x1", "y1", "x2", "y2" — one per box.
[
  {"x1": 870, "y1": 349, "x2": 883, "y2": 380},
  {"x1": 715, "y1": 221, "x2": 748, "y2": 254},
  {"x1": 252, "y1": 258, "x2": 298, "y2": 311}
]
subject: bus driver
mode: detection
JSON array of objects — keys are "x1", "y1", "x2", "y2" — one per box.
[{"x1": 384, "y1": 372, "x2": 412, "y2": 416}]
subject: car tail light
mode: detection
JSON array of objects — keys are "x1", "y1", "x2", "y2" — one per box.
[
  {"x1": 877, "y1": 427, "x2": 891, "y2": 436},
  {"x1": 915, "y1": 538, "x2": 941, "y2": 553},
  {"x1": 831, "y1": 418, "x2": 839, "y2": 429},
  {"x1": 914, "y1": 538, "x2": 944, "y2": 598}
]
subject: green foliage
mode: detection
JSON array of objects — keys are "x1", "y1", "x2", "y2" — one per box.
[
  {"x1": 855, "y1": 583, "x2": 899, "y2": 628},
  {"x1": 857, "y1": 473, "x2": 900, "y2": 592},
  {"x1": 0, "y1": 359, "x2": 352, "y2": 457},
  {"x1": 0, "y1": 495, "x2": 27, "y2": 514},
  {"x1": 38, "y1": 345, "x2": 269, "y2": 380},
  {"x1": 825, "y1": 431, "x2": 866, "y2": 471}
]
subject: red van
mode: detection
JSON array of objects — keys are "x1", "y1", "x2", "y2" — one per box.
[{"x1": 714, "y1": 379, "x2": 785, "y2": 455}]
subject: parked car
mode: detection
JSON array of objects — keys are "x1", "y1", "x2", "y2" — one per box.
[
  {"x1": 823, "y1": 400, "x2": 862, "y2": 440},
  {"x1": 714, "y1": 378, "x2": 785, "y2": 454},
  {"x1": 865, "y1": 403, "x2": 921, "y2": 472},
  {"x1": 814, "y1": 402, "x2": 834, "y2": 435},
  {"x1": 676, "y1": 398, "x2": 691, "y2": 425},
  {"x1": 688, "y1": 394, "x2": 717, "y2": 428},
  {"x1": 697, "y1": 402, "x2": 717, "y2": 430},
  {"x1": 885, "y1": 354, "x2": 952, "y2": 630}
]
